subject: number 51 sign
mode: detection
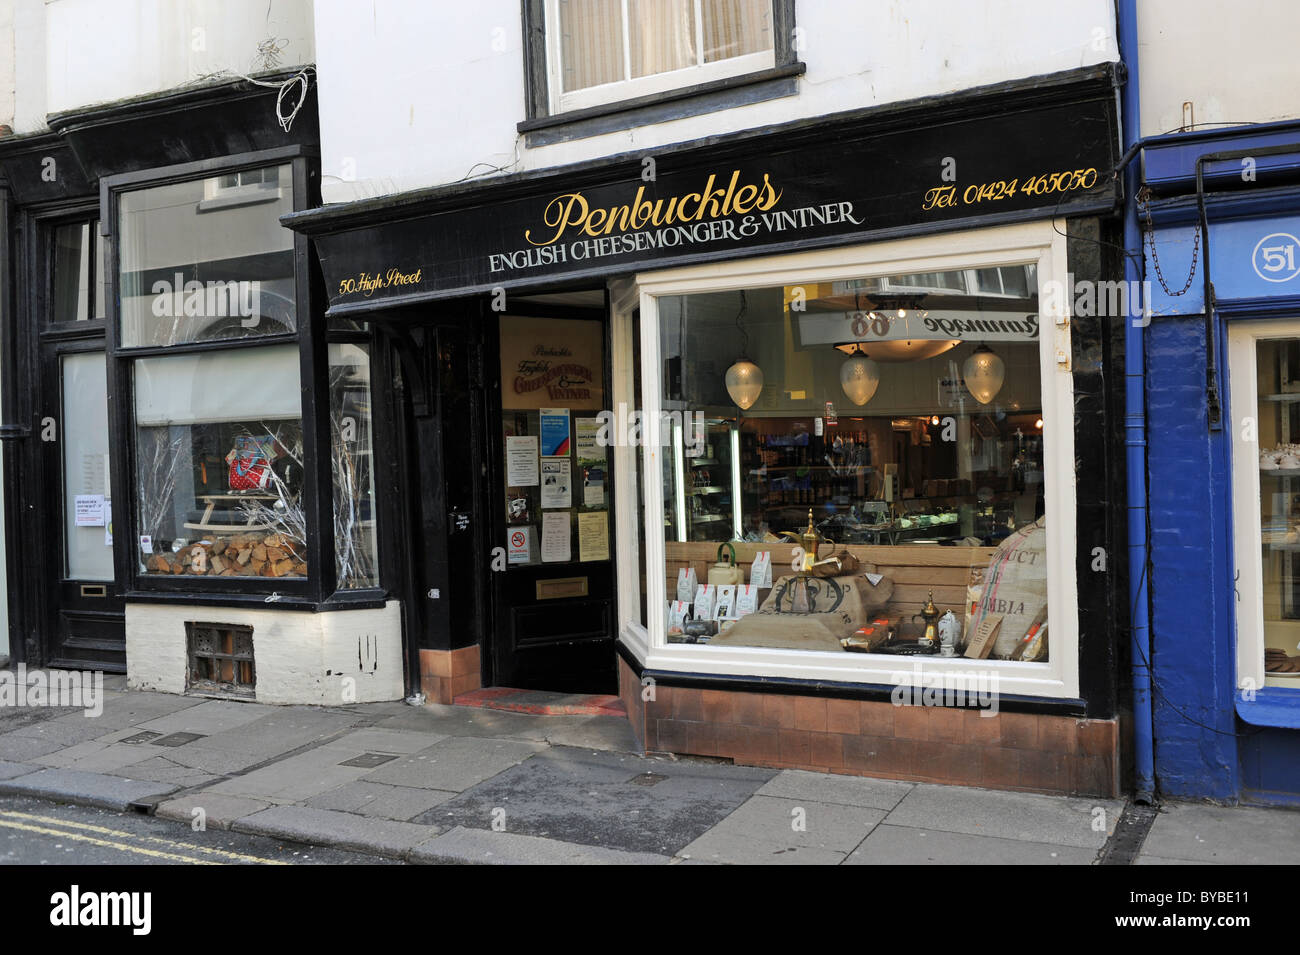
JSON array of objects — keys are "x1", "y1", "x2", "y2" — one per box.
[{"x1": 1253, "y1": 232, "x2": 1300, "y2": 283}]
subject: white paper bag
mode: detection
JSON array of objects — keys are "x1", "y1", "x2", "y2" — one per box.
[
  {"x1": 712, "y1": 585, "x2": 737, "y2": 620},
  {"x1": 667, "y1": 600, "x2": 690, "y2": 633},
  {"x1": 693, "y1": 584, "x2": 715, "y2": 621},
  {"x1": 736, "y1": 584, "x2": 760, "y2": 617},
  {"x1": 750, "y1": 551, "x2": 772, "y2": 589},
  {"x1": 676, "y1": 566, "x2": 698, "y2": 604}
]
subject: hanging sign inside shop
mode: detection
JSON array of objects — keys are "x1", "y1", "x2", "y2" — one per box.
[
  {"x1": 499, "y1": 316, "x2": 604, "y2": 411},
  {"x1": 796, "y1": 309, "x2": 1040, "y2": 348},
  {"x1": 309, "y1": 90, "x2": 1118, "y2": 312}
]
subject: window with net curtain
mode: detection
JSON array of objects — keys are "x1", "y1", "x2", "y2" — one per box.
[{"x1": 554, "y1": 0, "x2": 775, "y2": 108}]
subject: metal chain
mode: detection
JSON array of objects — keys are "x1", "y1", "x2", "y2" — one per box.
[{"x1": 1138, "y1": 187, "x2": 1199, "y2": 296}]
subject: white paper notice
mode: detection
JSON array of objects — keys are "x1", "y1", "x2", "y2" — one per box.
[
  {"x1": 507, "y1": 526, "x2": 533, "y2": 564},
  {"x1": 541, "y1": 511, "x2": 571, "y2": 562},
  {"x1": 75, "y1": 494, "x2": 106, "y2": 527},
  {"x1": 540, "y1": 457, "x2": 572, "y2": 508},
  {"x1": 505, "y1": 436, "x2": 540, "y2": 487},
  {"x1": 104, "y1": 500, "x2": 113, "y2": 546}
]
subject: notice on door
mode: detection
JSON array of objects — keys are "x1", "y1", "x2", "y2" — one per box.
[
  {"x1": 540, "y1": 457, "x2": 572, "y2": 508},
  {"x1": 507, "y1": 525, "x2": 534, "y2": 564},
  {"x1": 541, "y1": 511, "x2": 571, "y2": 562},
  {"x1": 74, "y1": 494, "x2": 106, "y2": 527},
  {"x1": 577, "y1": 511, "x2": 609, "y2": 562},
  {"x1": 539, "y1": 408, "x2": 571, "y2": 457},
  {"x1": 506, "y1": 436, "x2": 539, "y2": 486}
]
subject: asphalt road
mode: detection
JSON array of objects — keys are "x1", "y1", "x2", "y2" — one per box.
[{"x1": 0, "y1": 795, "x2": 400, "y2": 865}]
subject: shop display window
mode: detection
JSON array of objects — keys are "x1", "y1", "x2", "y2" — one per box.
[
  {"x1": 133, "y1": 345, "x2": 307, "y2": 579},
  {"x1": 329, "y1": 343, "x2": 379, "y2": 588},
  {"x1": 644, "y1": 260, "x2": 1055, "y2": 665}
]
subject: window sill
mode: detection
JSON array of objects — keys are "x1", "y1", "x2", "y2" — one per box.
[
  {"x1": 519, "y1": 63, "x2": 805, "y2": 148},
  {"x1": 1237, "y1": 688, "x2": 1300, "y2": 728},
  {"x1": 123, "y1": 588, "x2": 393, "y2": 613}
]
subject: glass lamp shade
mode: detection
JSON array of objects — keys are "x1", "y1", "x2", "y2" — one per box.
[
  {"x1": 839, "y1": 354, "x2": 881, "y2": 406},
  {"x1": 963, "y1": 345, "x2": 1005, "y2": 404},
  {"x1": 725, "y1": 359, "x2": 764, "y2": 410}
]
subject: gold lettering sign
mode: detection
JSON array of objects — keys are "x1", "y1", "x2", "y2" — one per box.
[
  {"x1": 524, "y1": 170, "x2": 783, "y2": 247},
  {"x1": 499, "y1": 316, "x2": 605, "y2": 411}
]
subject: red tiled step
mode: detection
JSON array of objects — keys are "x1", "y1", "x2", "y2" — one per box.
[{"x1": 453, "y1": 687, "x2": 626, "y2": 717}]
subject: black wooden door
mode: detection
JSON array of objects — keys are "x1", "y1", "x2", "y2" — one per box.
[
  {"x1": 486, "y1": 311, "x2": 616, "y2": 695},
  {"x1": 40, "y1": 342, "x2": 126, "y2": 670}
]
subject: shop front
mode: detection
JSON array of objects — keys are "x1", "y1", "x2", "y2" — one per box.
[
  {"x1": 1141, "y1": 122, "x2": 1300, "y2": 803},
  {"x1": 288, "y1": 66, "x2": 1128, "y2": 795}
]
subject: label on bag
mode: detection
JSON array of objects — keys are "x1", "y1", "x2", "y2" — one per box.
[
  {"x1": 750, "y1": 551, "x2": 772, "y2": 588},
  {"x1": 712, "y1": 585, "x2": 737, "y2": 620},
  {"x1": 693, "y1": 584, "x2": 715, "y2": 621},
  {"x1": 676, "y1": 566, "x2": 698, "y2": 604},
  {"x1": 736, "y1": 584, "x2": 759, "y2": 617}
]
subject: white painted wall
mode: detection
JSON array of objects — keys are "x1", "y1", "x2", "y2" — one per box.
[
  {"x1": 313, "y1": 0, "x2": 1119, "y2": 204},
  {"x1": 42, "y1": 0, "x2": 314, "y2": 121},
  {"x1": 125, "y1": 601, "x2": 405, "y2": 704},
  {"x1": 1138, "y1": 0, "x2": 1300, "y2": 137}
]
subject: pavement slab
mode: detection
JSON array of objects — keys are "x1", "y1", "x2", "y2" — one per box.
[
  {"x1": 0, "y1": 760, "x2": 40, "y2": 781},
  {"x1": 756, "y1": 769, "x2": 915, "y2": 811},
  {"x1": 0, "y1": 767, "x2": 178, "y2": 811},
  {"x1": 306, "y1": 781, "x2": 457, "y2": 820},
  {"x1": 0, "y1": 734, "x2": 71, "y2": 761},
  {"x1": 6, "y1": 717, "x2": 118, "y2": 747},
  {"x1": 318, "y1": 727, "x2": 443, "y2": 757},
  {"x1": 679, "y1": 794, "x2": 883, "y2": 864},
  {"x1": 187, "y1": 709, "x2": 364, "y2": 756},
  {"x1": 886, "y1": 783, "x2": 1122, "y2": 849},
  {"x1": 363, "y1": 736, "x2": 547, "y2": 791},
  {"x1": 49, "y1": 692, "x2": 202, "y2": 730},
  {"x1": 154, "y1": 793, "x2": 274, "y2": 830},
  {"x1": 417, "y1": 746, "x2": 775, "y2": 856},
  {"x1": 135, "y1": 698, "x2": 272, "y2": 736},
  {"x1": 201, "y1": 746, "x2": 381, "y2": 803},
  {"x1": 410, "y1": 825, "x2": 670, "y2": 865},
  {"x1": 232, "y1": 805, "x2": 439, "y2": 858},
  {"x1": 845, "y1": 823, "x2": 1098, "y2": 864},
  {"x1": 1138, "y1": 802, "x2": 1300, "y2": 865}
]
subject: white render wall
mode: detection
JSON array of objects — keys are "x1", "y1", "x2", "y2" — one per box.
[
  {"x1": 8, "y1": 0, "x2": 314, "y2": 134},
  {"x1": 1138, "y1": 0, "x2": 1300, "y2": 137},
  {"x1": 125, "y1": 601, "x2": 405, "y2": 704},
  {"x1": 312, "y1": 0, "x2": 1120, "y2": 204}
]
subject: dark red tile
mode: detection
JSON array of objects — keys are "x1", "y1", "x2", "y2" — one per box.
[
  {"x1": 860, "y1": 702, "x2": 895, "y2": 737},
  {"x1": 762, "y1": 694, "x2": 797, "y2": 729},
  {"x1": 826, "y1": 699, "x2": 860, "y2": 735},
  {"x1": 809, "y1": 732, "x2": 845, "y2": 770},
  {"x1": 654, "y1": 719, "x2": 687, "y2": 754},
  {"x1": 793, "y1": 696, "x2": 828, "y2": 733},
  {"x1": 1070, "y1": 754, "x2": 1117, "y2": 797},
  {"x1": 912, "y1": 740, "x2": 971, "y2": 785},
  {"x1": 963, "y1": 708, "x2": 1003, "y2": 744},
  {"x1": 843, "y1": 735, "x2": 913, "y2": 777},
  {"x1": 1037, "y1": 716, "x2": 1079, "y2": 755},
  {"x1": 700, "y1": 689, "x2": 734, "y2": 724},
  {"x1": 732, "y1": 692, "x2": 765, "y2": 727},
  {"x1": 980, "y1": 746, "x2": 1022, "y2": 789},
  {"x1": 892, "y1": 704, "x2": 930, "y2": 740},
  {"x1": 1018, "y1": 749, "x2": 1069, "y2": 793},
  {"x1": 777, "y1": 729, "x2": 813, "y2": 766},
  {"x1": 684, "y1": 721, "x2": 717, "y2": 757},
  {"x1": 997, "y1": 712, "x2": 1040, "y2": 749},
  {"x1": 1077, "y1": 719, "x2": 1117, "y2": 757},
  {"x1": 672, "y1": 688, "x2": 704, "y2": 722}
]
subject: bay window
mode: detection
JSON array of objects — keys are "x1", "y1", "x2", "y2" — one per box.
[{"x1": 618, "y1": 224, "x2": 1079, "y2": 698}]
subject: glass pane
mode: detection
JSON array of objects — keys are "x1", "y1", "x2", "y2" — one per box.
[
  {"x1": 629, "y1": 0, "x2": 697, "y2": 78},
  {"x1": 559, "y1": 0, "x2": 626, "y2": 92},
  {"x1": 701, "y1": 0, "x2": 771, "y2": 62},
  {"x1": 330, "y1": 343, "x2": 379, "y2": 588},
  {"x1": 1256, "y1": 339, "x2": 1300, "y2": 682},
  {"x1": 133, "y1": 345, "x2": 306, "y2": 580},
  {"x1": 93, "y1": 223, "x2": 106, "y2": 319},
  {"x1": 656, "y1": 266, "x2": 1049, "y2": 661},
  {"x1": 118, "y1": 163, "x2": 295, "y2": 347},
  {"x1": 62, "y1": 352, "x2": 114, "y2": 581},
  {"x1": 53, "y1": 223, "x2": 90, "y2": 323}
]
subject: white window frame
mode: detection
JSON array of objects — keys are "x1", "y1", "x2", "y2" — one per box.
[
  {"x1": 1227, "y1": 318, "x2": 1300, "y2": 693},
  {"x1": 544, "y1": 0, "x2": 776, "y2": 114},
  {"x1": 198, "y1": 165, "x2": 286, "y2": 212},
  {"x1": 612, "y1": 220, "x2": 1080, "y2": 699}
]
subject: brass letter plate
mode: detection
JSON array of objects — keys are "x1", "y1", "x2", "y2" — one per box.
[
  {"x1": 80, "y1": 584, "x2": 108, "y2": 598},
  {"x1": 536, "y1": 577, "x2": 588, "y2": 600}
]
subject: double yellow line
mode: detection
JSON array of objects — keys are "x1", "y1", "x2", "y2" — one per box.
[{"x1": 0, "y1": 810, "x2": 288, "y2": 865}]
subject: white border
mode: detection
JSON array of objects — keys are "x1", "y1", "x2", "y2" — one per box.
[
  {"x1": 1227, "y1": 319, "x2": 1300, "y2": 693},
  {"x1": 615, "y1": 220, "x2": 1079, "y2": 699}
]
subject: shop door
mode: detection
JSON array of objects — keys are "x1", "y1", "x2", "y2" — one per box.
[
  {"x1": 488, "y1": 312, "x2": 616, "y2": 694},
  {"x1": 40, "y1": 345, "x2": 125, "y2": 670}
]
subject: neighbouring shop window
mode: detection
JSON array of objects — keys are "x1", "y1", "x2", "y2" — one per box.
[
  {"x1": 653, "y1": 265, "x2": 1050, "y2": 663},
  {"x1": 118, "y1": 163, "x2": 295, "y2": 347},
  {"x1": 52, "y1": 221, "x2": 106, "y2": 323},
  {"x1": 1250, "y1": 337, "x2": 1300, "y2": 687},
  {"x1": 133, "y1": 345, "x2": 307, "y2": 579},
  {"x1": 62, "y1": 352, "x2": 113, "y2": 581},
  {"x1": 548, "y1": 0, "x2": 776, "y2": 112},
  {"x1": 329, "y1": 343, "x2": 379, "y2": 588}
]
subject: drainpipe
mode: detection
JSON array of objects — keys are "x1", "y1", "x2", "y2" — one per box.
[{"x1": 1117, "y1": 0, "x2": 1156, "y2": 804}]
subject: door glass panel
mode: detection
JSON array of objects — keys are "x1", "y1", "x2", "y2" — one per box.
[
  {"x1": 1256, "y1": 338, "x2": 1300, "y2": 682},
  {"x1": 62, "y1": 352, "x2": 114, "y2": 581},
  {"x1": 53, "y1": 223, "x2": 91, "y2": 323}
]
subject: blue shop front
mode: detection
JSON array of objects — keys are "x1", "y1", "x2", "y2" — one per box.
[{"x1": 1142, "y1": 121, "x2": 1300, "y2": 804}]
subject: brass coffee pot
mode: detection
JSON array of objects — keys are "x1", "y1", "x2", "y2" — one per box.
[{"x1": 913, "y1": 590, "x2": 941, "y2": 646}]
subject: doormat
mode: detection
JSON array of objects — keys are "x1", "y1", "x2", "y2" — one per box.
[{"x1": 453, "y1": 687, "x2": 626, "y2": 717}]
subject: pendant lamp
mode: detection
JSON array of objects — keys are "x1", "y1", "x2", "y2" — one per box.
[
  {"x1": 839, "y1": 344, "x2": 881, "y2": 406},
  {"x1": 724, "y1": 290, "x2": 763, "y2": 410},
  {"x1": 963, "y1": 344, "x2": 1005, "y2": 404}
]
